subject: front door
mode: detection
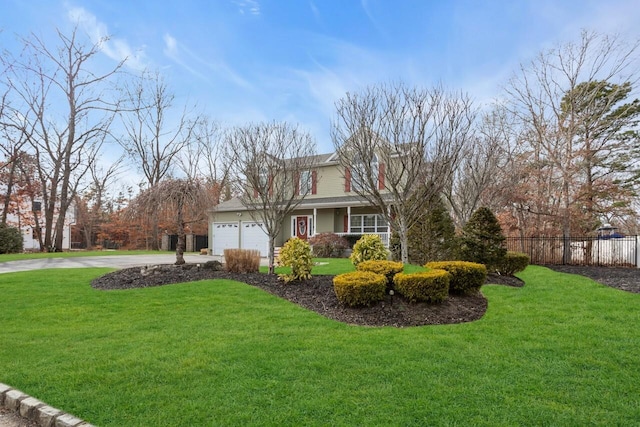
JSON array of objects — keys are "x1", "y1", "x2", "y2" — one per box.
[{"x1": 296, "y1": 216, "x2": 308, "y2": 240}]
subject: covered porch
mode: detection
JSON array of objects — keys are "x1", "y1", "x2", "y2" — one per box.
[{"x1": 289, "y1": 199, "x2": 391, "y2": 247}]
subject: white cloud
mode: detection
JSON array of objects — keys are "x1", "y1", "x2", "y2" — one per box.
[
  {"x1": 163, "y1": 32, "x2": 252, "y2": 89},
  {"x1": 233, "y1": 0, "x2": 260, "y2": 15},
  {"x1": 66, "y1": 6, "x2": 147, "y2": 71}
]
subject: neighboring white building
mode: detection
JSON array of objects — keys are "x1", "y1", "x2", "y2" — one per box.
[{"x1": 3, "y1": 198, "x2": 75, "y2": 251}]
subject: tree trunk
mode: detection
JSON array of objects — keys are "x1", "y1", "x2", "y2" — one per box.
[
  {"x1": 268, "y1": 236, "x2": 276, "y2": 274},
  {"x1": 175, "y1": 201, "x2": 185, "y2": 265}
]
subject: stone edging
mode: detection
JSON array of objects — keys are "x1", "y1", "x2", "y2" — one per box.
[{"x1": 0, "y1": 383, "x2": 94, "y2": 427}]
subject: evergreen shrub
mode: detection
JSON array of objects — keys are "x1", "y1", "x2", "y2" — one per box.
[
  {"x1": 425, "y1": 261, "x2": 487, "y2": 295},
  {"x1": 333, "y1": 271, "x2": 386, "y2": 307},
  {"x1": 458, "y1": 207, "x2": 506, "y2": 270},
  {"x1": 350, "y1": 234, "x2": 389, "y2": 266},
  {"x1": 393, "y1": 270, "x2": 450, "y2": 303},
  {"x1": 308, "y1": 233, "x2": 349, "y2": 258},
  {"x1": 0, "y1": 224, "x2": 22, "y2": 254},
  {"x1": 277, "y1": 237, "x2": 313, "y2": 283},
  {"x1": 496, "y1": 251, "x2": 530, "y2": 276}
]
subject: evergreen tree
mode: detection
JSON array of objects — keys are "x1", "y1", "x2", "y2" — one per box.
[
  {"x1": 407, "y1": 197, "x2": 457, "y2": 264},
  {"x1": 458, "y1": 207, "x2": 506, "y2": 269}
]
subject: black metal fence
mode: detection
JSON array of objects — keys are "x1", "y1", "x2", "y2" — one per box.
[{"x1": 505, "y1": 236, "x2": 639, "y2": 267}]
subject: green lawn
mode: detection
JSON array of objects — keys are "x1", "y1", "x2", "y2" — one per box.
[
  {"x1": 0, "y1": 265, "x2": 638, "y2": 426},
  {"x1": 0, "y1": 250, "x2": 175, "y2": 263}
]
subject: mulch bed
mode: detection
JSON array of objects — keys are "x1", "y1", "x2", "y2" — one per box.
[
  {"x1": 91, "y1": 264, "x2": 523, "y2": 327},
  {"x1": 544, "y1": 265, "x2": 640, "y2": 293}
]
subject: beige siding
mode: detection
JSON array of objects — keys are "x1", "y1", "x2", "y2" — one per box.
[{"x1": 308, "y1": 163, "x2": 346, "y2": 199}]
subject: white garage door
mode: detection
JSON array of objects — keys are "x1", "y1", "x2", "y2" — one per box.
[
  {"x1": 241, "y1": 222, "x2": 269, "y2": 256},
  {"x1": 212, "y1": 222, "x2": 240, "y2": 256}
]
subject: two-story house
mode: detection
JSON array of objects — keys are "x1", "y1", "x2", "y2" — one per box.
[{"x1": 208, "y1": 152, "x2": 390, "y2": 256}]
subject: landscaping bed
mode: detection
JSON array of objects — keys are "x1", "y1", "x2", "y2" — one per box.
[
  {"x1": 545, "y1": 265, "x2": 640, "y2": 293},
  {"x1": 91, "y1": 264, "x2": 525, "y2": 327}
]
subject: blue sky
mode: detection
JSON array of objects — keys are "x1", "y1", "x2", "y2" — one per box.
[{"x1": 3, "y1": 0, "x2": 640, "y2": 155}]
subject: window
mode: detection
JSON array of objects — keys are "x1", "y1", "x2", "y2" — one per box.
[
  {"x1": 299, "y1": 170, "x2": 311, "y2": 195},
  {"x1": 297, "y1": 170, "x2": 317, "y2": 195},
  {"x1": 349, "y1": 214, "x2": 388, "y2": 234},
  {"x1": 351, "y1": 154, "x2": 378, "y2": 192},
  {"x1": 32, "y1": 201, "x2": 41, "y2": 212}
]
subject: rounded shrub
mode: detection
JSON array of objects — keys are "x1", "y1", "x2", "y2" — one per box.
[
  {"x1": 425, "y1": 261, "x2": 487, "y2": 295},
  {"x1": 393, "y1": 270, "x2": 450, "y2": 303},
  {"x1": 350, "y1": 234, "x2": 389, "y2": 267},
  {"x1": 0, "y1": 224, "x2": 23, "y2": 254},
  {"x1": 308, "y1": 232, "x2": 349, "y2": 258},
  {"x1": 497, "y1": 251, "x2": 530, "y2": 276},
  {"x1": 277, "y1": 237, "x2": 313, "y2": 283},
  {"x1": 333, "y1": 271, "x2": 386, "y2": 307},
  {"x1": 357, "y1": 260, "x2": 403, "y2": 290}
]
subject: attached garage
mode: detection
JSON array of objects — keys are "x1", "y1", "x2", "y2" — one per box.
[
  {"x1": 241, "y1": 221, "x2": 269, "y2": 256},
  {"x1": 211, "y1": 222, "x2": 240, "y2": 256}
]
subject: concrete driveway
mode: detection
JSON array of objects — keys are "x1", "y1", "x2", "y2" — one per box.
[{"x1": 0, "y1": 253, "x2": 227, "y2": 274}]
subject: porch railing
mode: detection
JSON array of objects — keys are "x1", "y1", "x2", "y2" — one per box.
[{"x1": 334, "y1": 232, "x2": 391, "y2": 248}]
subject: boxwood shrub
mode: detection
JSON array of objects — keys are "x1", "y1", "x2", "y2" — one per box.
[
  {"x1": 356, "y1": 260, "x2": 404, "y2": 289},
  {"x1": 425, "y1": 261, "x2": 487, "y2": 295},
  {"x1": 333, "y1": 271, "x2": 387, "y2": 307},
  {"x1": 496, "y1": 251, "x2": 530, "y2": 276},
  {"x1": 394, "y1": 270, "x2": 450, "y2": 303}
]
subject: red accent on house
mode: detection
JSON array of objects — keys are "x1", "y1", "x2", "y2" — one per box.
[
  {"x1": 253, "y1": 188, "x2": 258, "y2": 197},
  {"x1": 378, "y1": 163, "x2": 385, "y2": 190},
  {"x1": 343, "y1": 215, "x2": 348, "y2": 232},
  {"x1": 268, "y1": 175, "x2": 274, "y2": 196},
  {"x1": 345, "y1": 168, "x2": 351, "y2": 192},
  {"x1": 311, "y1": 170, "x2": 317, "y2": 195},
  {"x1": 294, "y1": 172, "x2": 300, "y2": 195}
]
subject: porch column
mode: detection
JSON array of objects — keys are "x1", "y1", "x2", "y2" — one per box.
[
  {"x1": 347, "y1": 206, "x2": 351, "y2": 233},
  {"x1": 313, "y1": 208, "x2": 317, "y2": 236}
]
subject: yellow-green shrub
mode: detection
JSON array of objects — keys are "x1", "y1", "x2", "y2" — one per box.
[
  {"x1": 357, "y1": 260, "x2": 403, "y2": 289},
  {"x1": 350, "y1": 234, "x2": 389, "y2": 266},
  {"x1": 425, "y1": 261, "x2": 487, "y2": 295},
  {"x1": 393, "y1": 270, "x2": 450, "y2": 303},
  {"x1": 333, "y1": 271, "x2": 386, "y2": 307},
  {"x1": 496, "y1": 251, "x2": 530, "y2": 276},
  {"x1": 277, "y1": 237, "x2": 313, "y2": 283}
]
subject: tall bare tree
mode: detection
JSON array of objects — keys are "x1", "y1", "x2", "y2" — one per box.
[
  {"x1": 445, "y1": 105, "x2": 516, "y2": 229},
  {"x1": 331, "y1": 83, "x2": 476, "y2": 263},
  {"x1": 178, "y1": 116, "x2": 230, "y2": 205},
  {"x1": 224, "y1": 122, "x2": 317, "y2": 273},
  {"x1": 76, "y1": 156, "x2": 124, "y2": 249},
  {"x1": 505, "y1": 30, "x2": 640, "y2": 238},
  {"x1": 1, "y1": 26, "x2": 123, "y2": 251},
  {"x1": 119, "y1": 70, "x2": 197, "y2": 249}
]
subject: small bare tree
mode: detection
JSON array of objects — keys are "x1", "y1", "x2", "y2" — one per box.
[
  {"x1": 224, "y1": 122, "x2": 317, "y2": 273},
  {"x1": 136, "y1": 178, "x2": 207, "y2": 264},
  {"x1": 331, "y1": 83, "x2": 476, "y2": 263}
]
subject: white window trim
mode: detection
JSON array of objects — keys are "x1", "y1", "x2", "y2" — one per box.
[{"x1": 349, "y1": 214, "x2": 388, "y2": 234}]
